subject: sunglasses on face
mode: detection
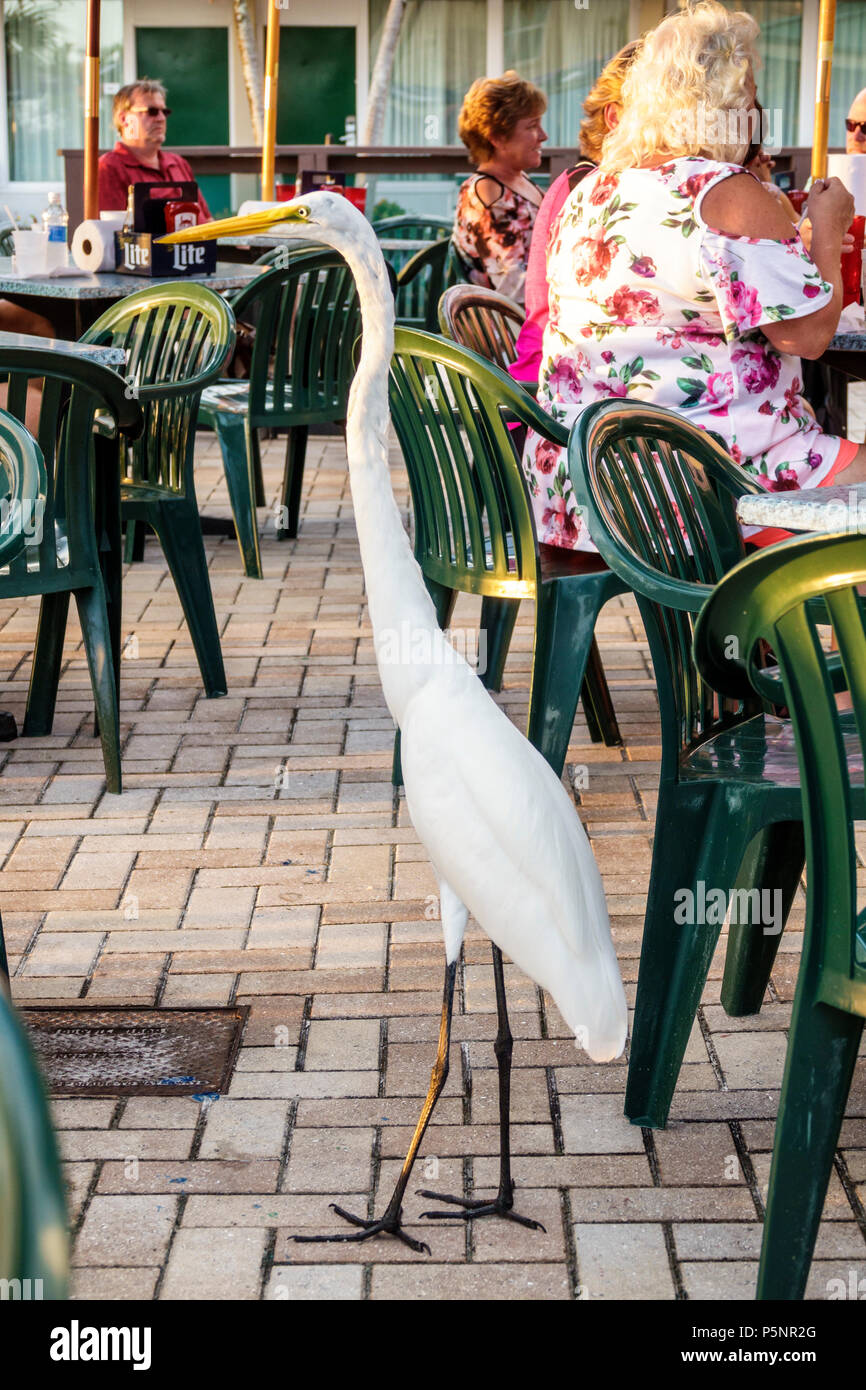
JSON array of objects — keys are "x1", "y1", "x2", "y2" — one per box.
[
  {"x1": 128, "y1": 106, "x2": 171, "y2": 119},
  {"x1": 846, "y1": 119, "x2": 866, "y2": 136}
]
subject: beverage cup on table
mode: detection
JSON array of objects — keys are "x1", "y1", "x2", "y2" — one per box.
[
  {"x1": 842, "y1": 216, "x2": 865, "y2": 308},
  {"x1": 12, "y1": 228, "x2": 47, "y2": 276}
]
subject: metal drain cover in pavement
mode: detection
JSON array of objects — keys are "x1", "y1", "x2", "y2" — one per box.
[{"x1": 21, "y1": 1006, "x2": 248, "y2": 1096}]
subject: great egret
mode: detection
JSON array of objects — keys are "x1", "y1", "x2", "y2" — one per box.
[{"x1": 163, "y1": 195, "x2": 627, "y2": 1253}]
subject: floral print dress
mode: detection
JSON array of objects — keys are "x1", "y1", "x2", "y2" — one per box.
[
  {"x1": 452, "y1": 176, "x2": 541, "y2": 307},
  {"x1": 523, "y1": 155, "x2": 843, "y2": 550}
]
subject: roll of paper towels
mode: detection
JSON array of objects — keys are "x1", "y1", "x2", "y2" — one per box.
[
  {"x1": 72, "y1": 221, "x2": 117, "y2": 272},
  {"x1": 827, "y1": 154, "x2": 866, "y2": 215},
  {"x1": 99, "y1": 210, "x2": 126, "y2": 230}
]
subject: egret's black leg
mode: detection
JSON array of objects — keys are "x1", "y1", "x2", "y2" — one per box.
[
  {"x1": 417, "y1": 944, "x2": 545, "y2": 1232},
  {"x1": 293, "y1": 958, "x2": 457, "y2": 1254}
]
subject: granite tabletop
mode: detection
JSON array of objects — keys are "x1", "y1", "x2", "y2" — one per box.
[
  {"x1": 828, "y1": 331, "x2": 866, "y2": 351},
  {"x1": 0, "y1": 330, "x2": 126, "y2": 366},
  {"x1": 0, "y1": 260, "x2": 263, "y2": 299},
  {"x1": 736, "y1": 481, "x2": 866, "y2": 533}
]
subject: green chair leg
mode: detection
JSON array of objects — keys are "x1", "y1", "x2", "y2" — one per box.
[
  {"x1": 757, "y1": 988, "x2": 864, "y2": 1299},
  {"x1": 392, "y1": 579, "x2": 456, "y2": 787},
  {"x1": 251, "y1": 425, "x2": 265, "y2": 508},
  {"x1": 74, "y1": 583, "x2": 122, "y2": 794},
  {"x1": 124, "y1": 519, "x2": 146, "y2": 564},
  {"x1": 22, "y1": 591, "x2": 71, "y2": 737},
  {"x1": 721, "y1": 820, "x2": 805, "y2": 1017},
  {"x1": 625, "y1": 783, "x2": 760, "y2": 1128},
  {"x1": 212, "y1": 412, "x2": 263, "y2": 579},
  {"x1": 479, "y1": 597, "x2": 520, "y2": 693},
  {"x1": 149, "y1": 502, "x2": 227, "y2": 698},
  {"x1": 527, "y1": 575, "x2": 619, "y2": 775},
  {"x1": 580, "y1": 636, "x2": 623, "y2": 747},
  {"x1": 278, "y1": 425, "x2": 309, "y2": 541},
  {"x1": 0, "y1": 908, "x2": 7, "y2": 982}
]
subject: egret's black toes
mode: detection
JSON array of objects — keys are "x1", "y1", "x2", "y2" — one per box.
[
  {"x1": 416, "y1": 1189, "x2": 546, "y2": 1231},
  {"x1": 415, "y1": 1188, "x2": 475, "y2": 1207},
  {"x1": 292, "y1": 1204, "x2": 432, "y2": 1255}
]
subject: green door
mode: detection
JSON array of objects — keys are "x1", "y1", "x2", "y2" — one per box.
[
  {"x1": 276, "y1": 27, "x2": 356, "y2": 146},
  {"x1": 134, "y1": 27, "x2": 231, "y2": 217}
]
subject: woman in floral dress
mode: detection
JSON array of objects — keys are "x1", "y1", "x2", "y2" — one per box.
[
  {"x1": 453, "y1": 71, "x2": 547, "y2": 307},
  {"x1": 524, "y1": 1, "x2": 866, "y2": 550},
  {"x1": 509, "y1": 41, "x2": 642, "y2": 387}
]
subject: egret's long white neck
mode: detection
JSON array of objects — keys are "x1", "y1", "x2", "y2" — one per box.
[{"x1": 300, "y1": 220, "x2": 441, "y2": 723}]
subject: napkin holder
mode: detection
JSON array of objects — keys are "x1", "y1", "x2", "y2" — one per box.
[{"x1": 115, "y1": 181, "x2": 216, "y2": 277}]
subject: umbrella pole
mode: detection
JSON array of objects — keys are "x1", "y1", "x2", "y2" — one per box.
[
  {"x1": 83, "y1": 0, "x2": 100, "y2": 220},
  {"x1": 262, "y1": 0, "x2": 280, "y2": 201},
  {"x1": 811, "y1": 0, "x2": 837, "y2": 183}
]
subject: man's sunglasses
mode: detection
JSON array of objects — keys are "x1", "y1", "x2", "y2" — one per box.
[
  {"x1": 846, "y1": 119, "x2": 866, "y2": 136},
  {"x1": 128, "y1": 106, "x2": 171, "y2": 119}
]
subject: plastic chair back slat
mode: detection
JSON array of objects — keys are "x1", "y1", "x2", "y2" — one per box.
[
  {"x1": 438, "y1": 285, "x2": 524, "y2": 375},
  {"x1": 568, "y1": 400, "x2": 762, "y2": 759}
]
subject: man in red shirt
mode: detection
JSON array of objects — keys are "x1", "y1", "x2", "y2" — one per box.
[{"x1": 98, "y1": 79, "x2": 212, "y2": 221}]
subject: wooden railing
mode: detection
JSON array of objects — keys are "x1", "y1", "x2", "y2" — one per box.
[{"x1": 61, "y1": 143, "x2": 828, "y2": 232}]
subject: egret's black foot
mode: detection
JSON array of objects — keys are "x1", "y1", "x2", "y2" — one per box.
[
  {"x1": 293, "y1": 1203, "x2": 431, "y2": 1255},
  {"x1": 416, "y1": 1189, "x2": 546, "y2": 1231}
]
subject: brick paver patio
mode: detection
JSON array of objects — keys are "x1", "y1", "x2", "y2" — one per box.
[{"x1": 1, "y1": 424, "x2": 865, "y2": 1302}]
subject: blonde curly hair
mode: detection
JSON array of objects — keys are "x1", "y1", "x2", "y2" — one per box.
[
  {"x1": 579, "y1": 41, "x2": 642, "y2": 164},
  {"x1": 600, "y1": 1, "x2": 760, "y2": 172},
  {"x1": 458, "y1": 71, "x2": 546, "y2": 167}
]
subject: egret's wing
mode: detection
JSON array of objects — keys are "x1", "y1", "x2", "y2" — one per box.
[{"x1": 399, "y1": 666, "x2": 610, "y2": 964}]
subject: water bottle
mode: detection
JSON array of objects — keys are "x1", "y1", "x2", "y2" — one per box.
[{"x1": 41, "y1": 192, "x2": 69, "y2": 270}]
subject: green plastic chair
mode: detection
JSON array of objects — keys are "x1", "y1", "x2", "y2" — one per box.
[
  {"x1": 79, "y1": 283, "x2": 235, "y2": 699},
  {"x1": 0, "y1": 978, "x2": 68, "y2": 1295},
  {"x1": 0, "y1": 352, "x2": 141, "y2": 794},
  {"x1": 388, "y1": 327, "x2": 625, "y2": 784},
  {"x1": 197, "y1": 250, "x2": 361, "y2": 570},
  {"x1": 437, "y1": 283, "x2": 592, "y2": 703},
  {"x1": 438, "y1": 283, "x2": 524, "y2": 374},
  {"x1": 567, "y1": 399, "x2": 812, "y2": 1129},
  {"x1": 373, "y1": 214, "x2": 452, "y2": 287},
  {"x1": 0, "y1": 221, "x2": 16, "y2": 257},
  {"x1": 394, "y1": 240, "x2": 451, "y2": 332},
  {"x1": 372, "y1": 218, "x2": 463, "y2": 333},
  {"x1": 694, "y1": 531, "x2": 866, "y2": 1299}
]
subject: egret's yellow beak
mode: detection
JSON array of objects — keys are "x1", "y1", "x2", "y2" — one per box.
[{"x1": 159, "y1": 205, "x2": 310, "y2": 244}]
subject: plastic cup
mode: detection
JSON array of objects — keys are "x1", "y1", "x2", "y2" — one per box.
[
  {"x1": 12, "y1": 228, "x2": 47, "y2": 277},
  {"x1": 842, "y1": 215, "x2": 865, "y2": 309}
]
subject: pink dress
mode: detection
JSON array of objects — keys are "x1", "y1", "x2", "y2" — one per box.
[
  {"x1": 452, "y1": 176, "x2": 541, "y2": 307},
  {"x1": 522, "y1": 155, "x2": 848, "y2": 551},
  {"x1": 509, "y1": 165, "x2": 594, "y2": 385}
]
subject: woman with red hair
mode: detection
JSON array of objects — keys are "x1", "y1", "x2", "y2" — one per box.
[{"x1": 452, "y1": 71, "x2": 548, "y2": 307}]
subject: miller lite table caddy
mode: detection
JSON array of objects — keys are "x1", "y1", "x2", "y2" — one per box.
[{"x1": 115, "y1": 182, "x2": 216, "y2": 277}]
